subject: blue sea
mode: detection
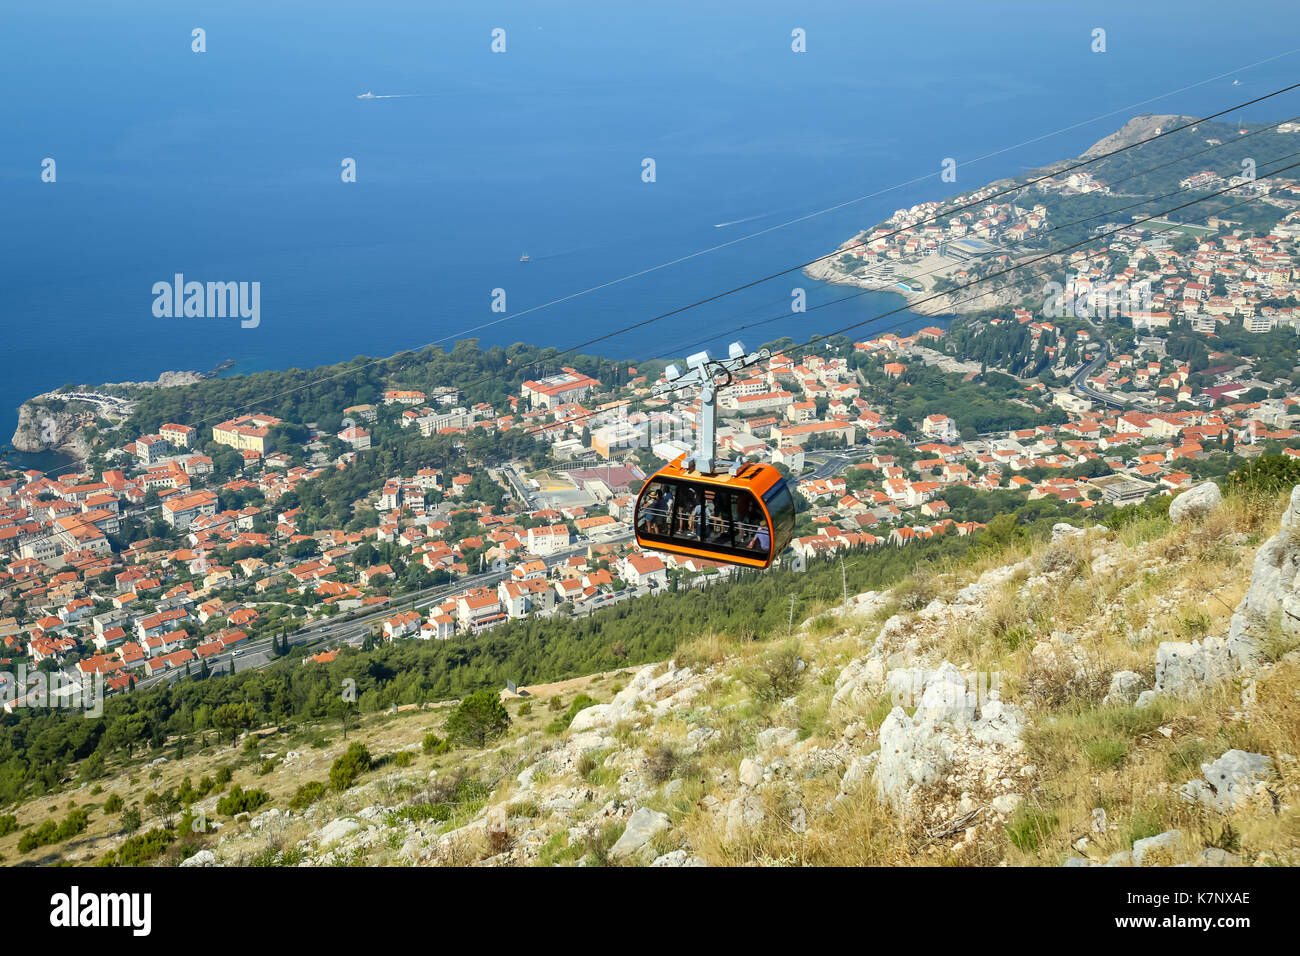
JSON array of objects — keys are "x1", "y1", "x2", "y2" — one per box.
[{"x1": 3, "y1": 0, "x2": 1299, "y2": 449}]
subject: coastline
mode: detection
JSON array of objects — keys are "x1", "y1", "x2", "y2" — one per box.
[{"x1": 4, "y1": 368, "x2": 219, "y2": 466}]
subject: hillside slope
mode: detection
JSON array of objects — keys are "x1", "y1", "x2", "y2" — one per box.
[{"x1": 11, "y1": 482, "x2": 1300, "y2": 868}]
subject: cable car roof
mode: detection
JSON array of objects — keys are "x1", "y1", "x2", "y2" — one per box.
[{"x1": 651, "y1": 455, "x2": 784, "y2": 494}]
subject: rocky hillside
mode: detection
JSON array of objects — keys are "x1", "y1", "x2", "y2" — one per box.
[
  {"x1": 9, "y1": 401, "x2": 97, "y2": 457},
  {"x1": 9, "y1": 371, "x2": 203, "y2": 456},
  {"x1": 13, "y1": 482, "x2": 1299, "y2": 868},
  {"x1": 1080, "y1": 114, "x2": 1199, "y2": 158}
]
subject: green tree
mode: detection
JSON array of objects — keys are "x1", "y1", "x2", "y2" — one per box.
[
  {"x1": 330, "y1": 742, "x2": 372, "y2": 792},
  {"x1": 212, "y1": 701, "x2": 254, "y2": 745},
  {"x1": 444, "y1": 689, "x2": 511, "y2": 748}
]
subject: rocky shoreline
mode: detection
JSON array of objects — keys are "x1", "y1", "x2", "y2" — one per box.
[
  {"x1": 8, "y1": 369, "x2": 207, "y2": 458},
  {"x1": 801, "y1": 252, "x2": 1023, "y2": 318}
]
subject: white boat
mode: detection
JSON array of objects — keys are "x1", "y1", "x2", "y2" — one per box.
[
  {"x1": 519, "y1": 253, "x2": 530, "y2": 262},
  {"x1": 357, "y1": 90, "x2": 375, "y2": 100}
]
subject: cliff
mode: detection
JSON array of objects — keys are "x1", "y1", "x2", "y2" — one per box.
[
  {"x1": 8, "y1": 369, "x2": 204, "y2": 459},
  {"x1": 10, "y1": 400, "x2": 96, "y2": 457}
]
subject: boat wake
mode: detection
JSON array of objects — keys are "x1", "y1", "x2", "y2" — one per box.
[{"x1": 713, "y1": 213, "x2": 771, "y2": 229}]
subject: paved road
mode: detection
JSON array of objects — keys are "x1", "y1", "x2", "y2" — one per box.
[
  {"x1": 1069, "y1": 341, "x2": 1131, "y2": 410},
  {"x1": 121, "y1": 533, "x2": 634, "y2": 690},
  {"x1": 803, "y1": 446, "x2": 878, "y2": 481}
]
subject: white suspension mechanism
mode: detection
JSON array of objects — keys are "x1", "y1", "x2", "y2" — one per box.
[{"x1": 652, "y1": 340, "x2": 770, "y2": 476}]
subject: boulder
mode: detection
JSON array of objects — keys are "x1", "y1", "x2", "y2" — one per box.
[
  {"x1": 756, "y1": 727, "x2": 799, "y2": 754},
  {"x1": 316, "y1": 817, "x2": 361, "y2": 845},
  {"x1": 1195, "y1": 848, "x2": 1242, "y2": 867},
  {"x1": 1052, "y1": 522, "x2": 1086, "y2": 542},
  {"x1": 1226, "y1": 484, "x2": 1300, "y2": 666},
  {"x1": 1169, "y1": 481, "x2": 1221, "y2": 525},
  {"x1": 839, "y1": 751, "x2": 879, "y2": 795},
  {"x1": 723, "y1": 793, "x2": 766, "y2": 843},
  {"x1": 180, "y1": 849, "x2": 218, "y2": 867},
  {"x1": 738, "y1": 758, "x2": 764, "y2": 788},
  {"x1": 874, "y1": 663, "x2": 1025, "y2": 817},
  {"x1": 568, "y1": 704, "x2": 620, "y2": 733},
  {"x1": 1132, "y1": 829, "x2": 1182, "y2": 867},
  {"x1": 1154, "y1": 638, "x2": 1234, "y2": 697},
  {"x1": 1179, "y1": 750, "x2": 1276, "y2": 813},
  {"x1": 650, "y1": 849, "x2": 707, "y2": 867},
  {"x1": 609, "y1": 807, "x2": 670, "y2": 859},
  {"x1": 1103, "y1": 671, "x2": 1146, "y2": 706},
  {"x1": 990, "y1": 793, "x2": 1023, "y2": 815}
]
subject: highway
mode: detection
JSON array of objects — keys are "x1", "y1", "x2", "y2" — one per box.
[
  {"x1": 118, "y1": 533, "x2": 633, "y2": 691},
  {"x1": 1069, "y1": 341, "x2": 1132, "y2": 410}
]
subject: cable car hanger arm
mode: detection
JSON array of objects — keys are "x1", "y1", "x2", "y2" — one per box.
[{"x1": 651, "y1": 341, "x2": 770, "y2": 476}]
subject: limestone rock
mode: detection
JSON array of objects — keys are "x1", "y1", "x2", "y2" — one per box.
[
  {"x1": 317, "y1": 817, "x2": 362, "y2": 845},
  {"x1": 1179, "y1": 750, "x2": 1276, "y2": 813},
  {"x1": 1154, "y1": 639, "x2": 1234, "y2": 697},
  {"x1": 651, "y1": 849, "x2": 707, "y2": 867},
  {"x1": 1052, "y1": 522, "x2": 1086, "y2": 541},
  {"x1": 738, "y1": 758, "x2": 764, "y2": 788},
  {"x1": 1132, "y1": 829, "x2": 1182, "y2": 866},
  {"x1": 610, "y1": 807, "x2": 670, "y2": 859},
  {"x1": 756, "y1": 727, "x2": 799, "y2": 755},
  {"x1": 1227, "y1": 484, "x2": 1300, "y2": 666},
  {"x1": 839, "y1": 751, "x2": 879, "y2": 795},
  {"x1": 180, "y1": 849, "x2": 218, "y2": 867},
  {"x1": 723, "y1": 793, "x2": 766, "y2": 843},
  {"x1": 1169, "y1": 481, "x2": 1221, "y2": 525},
  {"x1": 990, "y1": 793, "x2": 1023, "y2": 815},
  {"x1": 1103, "y1": 671, "x2": 1146, "y2": 706},
  {"x1": 1195, "y1": 848, "x2": 1242, "y2": 866},
  {"x1": 874, "y1": 662, "x2": 1025, "y2": 819}
]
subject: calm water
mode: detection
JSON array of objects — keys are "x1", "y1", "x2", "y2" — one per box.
[{"x1": 3, "y1": 0, "x2": 1299, "y2": 442}]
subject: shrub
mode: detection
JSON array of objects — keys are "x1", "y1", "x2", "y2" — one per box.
[
  {"x1": 422, "y1": 733, "x2": 451, "y2": 755},
  {"x1": 392, "y1": 751, "x2": 414, "y2": 768},
  {"x1": 1005, "y1": 804, "x2": 1057, "y2": 853},
  {"x1": 99, "y1": 827, "x2": 175, "y2": 867},
  {"x1": 0, "y1": 815, "x2": 17, "y2": 837},
  {"x1": 642, "y1": 741, "x2": 682, "y2": 784},
  {"x1": 102, "y1": 794, "x2": 123, "y2": 814},
  {"x1": 216, "y1": 785, "x2": 270, "y2": 816},
  {"x1": 289, "y1": 781, "x2": 327, "y2": 812},
  {"x1": 1226, "y1": 455, "x2": 1300, "y2": 496},
  {"x1": 743, "y1": 645, "x2": 804, "y2": 706},
  {"x1": 546, "y1": 693, "x2": 597, "y2": 734},
  {"x1": 330, "y1": 742, "x2": 372, "y2": 792},
  {"x1": 18, "y1": 808, "x2": 89, "y2": 853},
  {"x1": 445, "y1": 690, "x2": 511, "y2": 748}
]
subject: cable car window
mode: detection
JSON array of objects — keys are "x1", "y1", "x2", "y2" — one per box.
[
  {"x1": 637, "y1": 481, "x2": 675, "y2": 537},
  {"x1": 762, "y1": 481, "x2": 796, "y2": 552},
  {"x1": 675, "y1": 485, "x2": 701, "y2": 540},
  {"x1": 734, "y1": 493, "x2": 771, "y2": 554},
  {"x1": 703, "y1": 488, "x2": 730, "y2": 545}
]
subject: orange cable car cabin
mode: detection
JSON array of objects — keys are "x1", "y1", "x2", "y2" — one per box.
[{"x1": 634, "y1": 455, "x2": 796, "y2": 569}]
